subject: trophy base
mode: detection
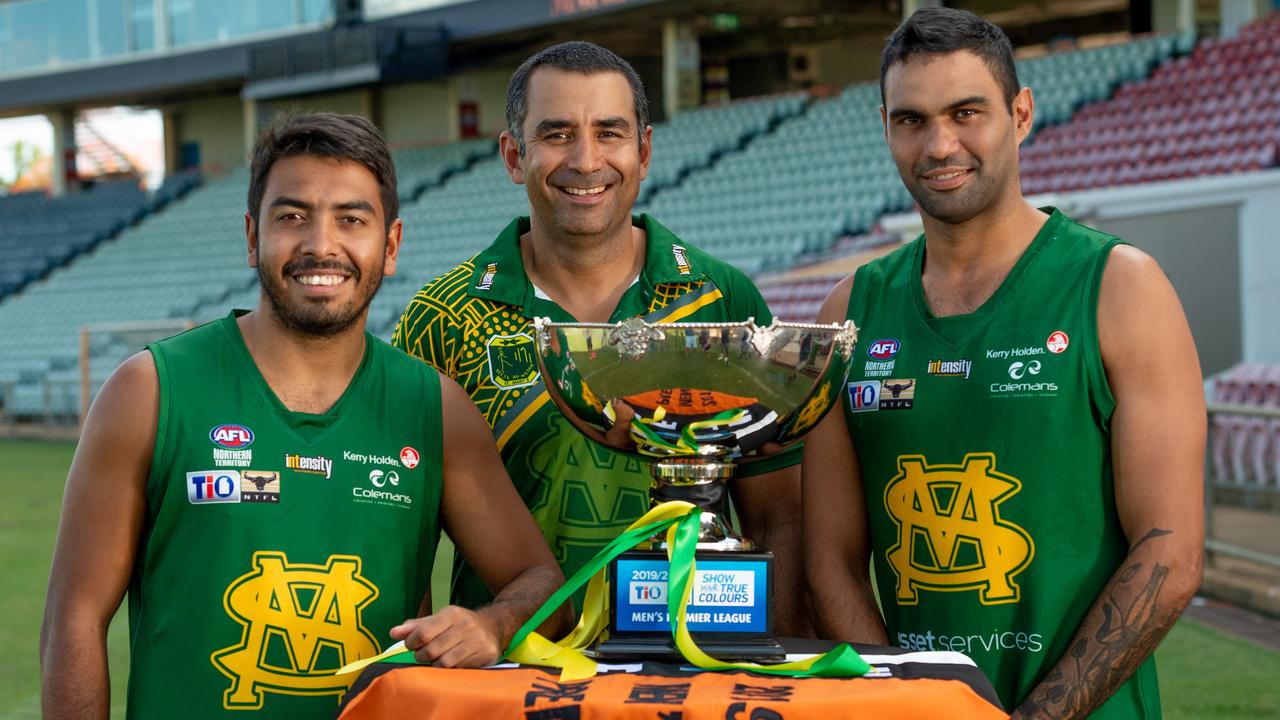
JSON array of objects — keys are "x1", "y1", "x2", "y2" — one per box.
[
  {"x1": 594, "y1": 634, "x2": 785, "y2": 663},
  {"x1": 603, "y1": 549, "x2": 782, "y2": 663}
]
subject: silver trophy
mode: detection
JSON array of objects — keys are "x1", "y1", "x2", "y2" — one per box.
[{"x1": 532, "y1": 317, "x2": 858, "y2": 660}]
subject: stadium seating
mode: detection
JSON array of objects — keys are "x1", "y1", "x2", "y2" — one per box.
[
  {"x1": 1210, "y1": 362, "x2": 1280, "y2": 488},
  {"x1": 1022, "y1": 18, "x2": 1277, "y2": 193},
  {"x1": 394, "y1": 139, "x2": 496, "y2": 200},
  {"x1": 638, "y1": 33, "x2": 1185, "y2": 277},
  {"x1": 0, "y1": 30, "x2": 1216, "y2": 418},
  {"x1": 0, "y1": 179, "x2": 159, "y2": 299},
  {"x1": 0, "y1": 170, "x2": 245, "y2": 416}
]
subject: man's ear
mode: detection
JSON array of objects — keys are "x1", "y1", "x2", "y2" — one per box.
[
  {"x1": 383, "y1": 218, "x2": 404, "y2": 277},
  {"x1": 1012, "y1": 86, "x2": 1035, "y2": 146},
  {"x1": 245, "y1": 212, "x2": 259, "y2": 268},
  {"x1": 638, "y1": 125, "x2": 653, "y2": 182},
  {"x1": 499, "y1": 131, "x2": 526, "y2": 185}
]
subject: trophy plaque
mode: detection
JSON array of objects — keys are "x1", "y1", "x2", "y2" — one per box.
[{"x1": 533, "y1": 317, "x2": 858, "y2": 662}]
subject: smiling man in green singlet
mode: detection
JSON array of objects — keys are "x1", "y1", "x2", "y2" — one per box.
[
  {"x1": 40, "y1": 113, "x2": 567, "y2": 720},
  {"x1": 393, "y1": 42, "x2": 809, "y2": 635},
  {"x1": 804, "y1": 8, "x2": 1205, "y2": 719}
]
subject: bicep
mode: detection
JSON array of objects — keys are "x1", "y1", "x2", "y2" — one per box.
[
  {"x1": 1099, "y1": 246, "x2": 1205, "y2": 548},
  {"x1": 45, "y1": 353, "x2": 156, "y2": 627},
  {"x1": 437, "y1": 376, "x2": 558, "y2": 594}
]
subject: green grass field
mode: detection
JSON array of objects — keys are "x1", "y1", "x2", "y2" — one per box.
[{"x1": 5, "y1": 438, "x2": 1279, "y2": 718}]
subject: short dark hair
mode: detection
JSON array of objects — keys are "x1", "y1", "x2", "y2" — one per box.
[
  {"x1": 247, "y1": 112, "x2": 399, "y2": 231},
  {"x1": 880, "y1": 7, "x2": 1020, "y2": 109},
  {"x1": 505, "y1": 41, "x2": 650, "y2": 154}
]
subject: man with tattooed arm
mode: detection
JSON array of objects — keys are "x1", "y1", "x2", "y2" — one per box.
[{"x1": 803, "y1": 8, "x2": 1204, "y2": 718}]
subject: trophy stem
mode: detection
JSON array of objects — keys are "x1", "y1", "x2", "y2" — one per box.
[{"x1": 649, "y1": 461, "x2": 755, "y2": 551}]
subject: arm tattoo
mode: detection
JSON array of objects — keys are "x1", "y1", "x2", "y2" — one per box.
[{"x1": 1017, "y1": 528, "x2": 1176, "y2": 720}]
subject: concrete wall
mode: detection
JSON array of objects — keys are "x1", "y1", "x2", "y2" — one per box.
[
  {"x1": 1067, "y1": 169, "x2": 1280, "y2": 373},
  {"x1": 1093, "y1": 205, "x2": 1242, "y2": 377},
  {"x1": 172, "y1": 95, "x2": 246, "y2": 171},
  {"x1": 380, "y1": 81, "x2": 455, "y2": 146},
  {"x1": 451, "y1": 67, "x2": 514, "y2": 138}
]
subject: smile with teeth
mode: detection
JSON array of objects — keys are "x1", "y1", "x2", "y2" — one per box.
[
  {"x1": 296, "y1": 274, "x2": 347, "y2": 286},
  {"x1": 561, "y1": 185, "x2": 606, "y2": 196},
  {"x1": 926, "y1": 170, "x2": 969, "y2": 181}
]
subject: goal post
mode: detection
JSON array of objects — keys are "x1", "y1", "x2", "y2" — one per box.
[{"x1": 80, "y1": 319, "x2": 194, "y2": 427}]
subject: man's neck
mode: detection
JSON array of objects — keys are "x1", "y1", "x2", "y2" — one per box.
[
  {"x1": 521, "y1": 217, "x2": 646, "y2": 322},
  {"x1": 919, "y1": 196, "x2": 1050, "y2": 317},
  {"x1": 236, "y1": 308, "x2": 367, "y2": 414}
]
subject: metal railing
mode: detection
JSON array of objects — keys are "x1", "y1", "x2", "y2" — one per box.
[{"x1": 1205, "y1": 402, "x2": 1280, "y2": 569}]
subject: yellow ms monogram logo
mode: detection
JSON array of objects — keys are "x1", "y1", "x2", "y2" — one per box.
[
  {"x1": 884, "y1": 453, "x2": 1033, "y2": 605},
  {"x1": 212, "y1": 552, "x2": 381, "y2": 710}
]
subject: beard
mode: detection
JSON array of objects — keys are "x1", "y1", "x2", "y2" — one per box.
[
  {"x1": 903, "y1": 153, "x2": 1005, "y2": 226},
  {"x1": 257, "y1": 256, "x2": 384, "y2": 337}
]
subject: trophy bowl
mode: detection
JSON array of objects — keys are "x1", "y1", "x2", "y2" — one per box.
[
  {"x1": 532, "y1": 317, "x2": 857, "y2": 661},
  {"x1": 532, "y1": 317, "x2": 859, "y2": 550}
]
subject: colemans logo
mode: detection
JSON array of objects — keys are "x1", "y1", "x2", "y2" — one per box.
[
  {"x1": 884, "y1": 453, "x2": 1033, "y2": 605},
  {"x1": 487, "y1": 333, "x2": 539, "y2": 389}
]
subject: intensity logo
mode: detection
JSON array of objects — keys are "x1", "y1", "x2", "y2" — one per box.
[
  {"x1": 671, "y1": 244, "x2": 691, "y2": 275},
  {"x1": 212, "y1": 552, "x2": 380, "y2": 710},
  {"x1": 475, "y1": 262, "x2": 498, "y2": 291},
  {"x1": 883, "y1": 453, "x2": 1033, "y2": 605}
]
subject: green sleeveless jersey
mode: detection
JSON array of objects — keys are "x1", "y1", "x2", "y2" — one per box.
[
  {"x1": 393, "y1": 214, "x2": 798, "y2": 610},
  {"x1": 132, "y1": 312, "x2": 443, "y2": 718},
  {"x1": 843, "y1": 210, "x2": 1159, "y2": 717}
]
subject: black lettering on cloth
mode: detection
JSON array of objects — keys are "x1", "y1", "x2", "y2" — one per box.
[
  {"x1": 524, "y1": 678, "x2": 591, "y2": 707},
  {"x1": 624, "y1": 682, "x2": 692, "y2": 705},
  {"x1": 729, "y1": 683, "x2": 794, "y2": 702},
  {"x1": 724, "y1": 703, "x2": 785, "y2": 720}
]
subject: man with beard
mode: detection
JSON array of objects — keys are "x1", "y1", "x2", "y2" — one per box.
[
  {"x1": 393, "y1": 42, "x2": 809, "y2": 634},
  {"x1": 41, "y1": 113, "x2": 568, "y2": 720},
  {"x1": 803, "y1": 8, "x2": 1204, "y2": 719}
]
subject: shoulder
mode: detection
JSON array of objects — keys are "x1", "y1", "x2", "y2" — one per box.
[
  {"x1": 403, "y1": 257, "x2": 482, "y2": 317},
  {"x1": 396, "y1": 258, "x2": 488, "y2": 348},
  {"x1": 1097, "y1": 243, "x2": 1192, "y2": 364},
  {"x1": 373, "y1": 335, "x2": 446, "y2": 379},
  {"x1": 82, "y1": 350, "x2": 159, "y2": 444}
]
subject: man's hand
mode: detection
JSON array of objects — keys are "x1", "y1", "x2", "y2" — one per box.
[{"x1": 391, "y1": 606, "x2": 504, "y2": 668}]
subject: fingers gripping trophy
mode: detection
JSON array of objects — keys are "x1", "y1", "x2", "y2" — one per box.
[{"x1": 533, "y1": 317, "x2": 858, "y2": 661}]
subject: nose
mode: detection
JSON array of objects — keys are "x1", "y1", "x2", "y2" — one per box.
[
  {"x1": 565, "y1": 134, "x2": 604, "y2": 175},
  {"x1": 299, "y1": 215, "x2": 341, "y2": 258},
  {"x1": 924, "y1": 120, "x2": 961, "y2": 160}
]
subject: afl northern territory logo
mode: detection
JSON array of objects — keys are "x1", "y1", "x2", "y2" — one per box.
[
  {"x1": 487, "y1": 333, "x2": 539, "y2": 389},
  {"x1": 210, "y1": 424, "x2": 254, "y2": 448},
  {"x1": 883, "y1": 453, "x2": 1033, "y2": 605}
]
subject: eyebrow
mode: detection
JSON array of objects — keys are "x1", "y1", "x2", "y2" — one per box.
[
  {"x1": 532, "y1": 116, "x2": 634, "y2": 135},
  {"x1": 268, "y1": 196, "x2": 312, "y2": 211},
  {"x1": 888, "y1": 95, "x2": 991, "y2": 121},
  {"x1": 267, "y1": 197, "x2": 375, "y2": 214},
  {"x1": 334, "y1": 200, "x2": 376, "y2": 214}
]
